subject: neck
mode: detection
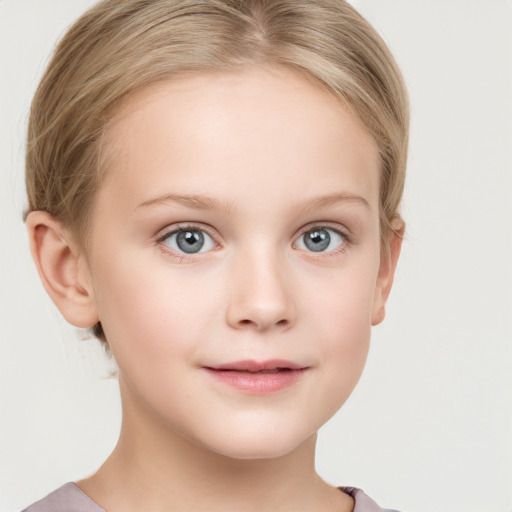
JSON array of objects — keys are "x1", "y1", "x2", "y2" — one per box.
[{"x1": 77, "y1": 376, "x2": 353, "y2": 512}]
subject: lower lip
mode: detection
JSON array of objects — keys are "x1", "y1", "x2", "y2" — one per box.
[{"x1": 203, "y1": 368, "x2": 307, "y2": 394}]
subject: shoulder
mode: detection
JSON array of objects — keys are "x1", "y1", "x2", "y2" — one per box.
[
  {"x1": 21, "y1": 483, "x2": 105, "y2": 512},
  {"x1": 22, "y1": 482, "x2": 398, "y2": 512},
  {"x1": 341, "y1": 486, "x2": 401, "y2": 512}
]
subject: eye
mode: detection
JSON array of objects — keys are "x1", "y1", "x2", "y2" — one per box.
[
  {"x1": 161, "y1": 228, "x2": 216, "y2": 254},
  {"x1": 295, "y1": 227, "x2": 345, "y2": 253}
]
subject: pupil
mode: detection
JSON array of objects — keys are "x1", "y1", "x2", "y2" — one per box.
[
  {"x1": 305, "y1": 229, "x2": 330, "y2": 252},
  {"x1": 177, "y1": 230, "x2": 204, "y2": 253}
]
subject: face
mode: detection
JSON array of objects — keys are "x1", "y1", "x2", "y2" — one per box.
[{"x1": 82, "y1": 67, "x2": 390, "y2": 459}]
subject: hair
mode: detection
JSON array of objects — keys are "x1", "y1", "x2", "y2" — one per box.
[{"x1": 25, "y1": 0, "x2": 409, "y2": 342}]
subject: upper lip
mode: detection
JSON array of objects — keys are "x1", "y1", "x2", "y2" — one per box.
[{"x1": 205, "y1": 359, "x2": 307, "y2": 372}]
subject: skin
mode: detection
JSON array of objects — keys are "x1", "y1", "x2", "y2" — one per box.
[{"x1": 26, "y1": 67, "x2": 403, "y2": 512}]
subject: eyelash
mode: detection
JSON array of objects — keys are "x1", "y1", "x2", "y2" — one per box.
[
  {"x1": 155, "y1": 222, "x2": 352, "y2": 262},
  {"x1": 156, "y1": 223, "x2": 217, "y2": 263},
  {"x1": 294, "y1": 223, "x2": 352, "y2": 258}
]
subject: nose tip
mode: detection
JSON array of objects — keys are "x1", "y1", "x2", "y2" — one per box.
[{"x1": 226, "y1": 257, "x2": 296, "y2": 333}]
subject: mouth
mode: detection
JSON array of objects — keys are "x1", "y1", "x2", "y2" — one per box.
[{"x1": 202, "y1": 360, "x2": 309, "y2": 394}]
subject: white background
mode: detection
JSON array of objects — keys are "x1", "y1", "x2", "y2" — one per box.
[{"x1": 1, "y1": 1, "x2": 511, "y2": 511}]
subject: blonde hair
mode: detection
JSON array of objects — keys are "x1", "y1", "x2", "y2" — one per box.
[{"x1": 25, "y1": 0, "x2": 409, "y2": 341}]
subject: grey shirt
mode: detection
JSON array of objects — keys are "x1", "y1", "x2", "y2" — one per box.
[{"x1": 22, "y1": 482, "x2": 400, "y2": 512}]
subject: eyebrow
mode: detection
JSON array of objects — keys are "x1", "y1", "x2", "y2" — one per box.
[
  {"x1": 296, "y1": 192, "x2": 371, "y2": 213},
  {"x1": 136, "y1": 193, "x2": 236, "y2": 214},
  {"x1": 136, "y1": 191, "x2": 370, "y2": 214}
]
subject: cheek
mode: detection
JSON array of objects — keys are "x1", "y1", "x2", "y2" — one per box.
[
  {"x1": 306, "y1": 259, "x2": 378, "y2": 392},
  {"x1": 90, "y1": 249, "x2": 219, "y2": 367},
  {"x1": 309, "y1": 256, "x2": 378, "y2": 338}
]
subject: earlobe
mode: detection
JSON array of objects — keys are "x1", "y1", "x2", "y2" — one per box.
[
  {"x1": 371, "y1": 219, "x2": 405, "y2": 326},
  {"x1": 25, "y1": 211, "x2": 99, "y2": 329}
]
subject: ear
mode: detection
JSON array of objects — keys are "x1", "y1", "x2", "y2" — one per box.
[
  {"x1": 371, "y1": 218, "x2": 405, "y2": 326},
  {"x1": 25, "y1": 211, "x2": 99, "y2": 329}
]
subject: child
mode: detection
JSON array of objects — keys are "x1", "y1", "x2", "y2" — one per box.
[{"x1": 22, "y1": 0, "x2": 408, "y2": 510}]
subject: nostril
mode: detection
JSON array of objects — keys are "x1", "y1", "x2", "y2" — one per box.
[{"x1": 237, "y1": 318, "x2": 288, "y2": 328}]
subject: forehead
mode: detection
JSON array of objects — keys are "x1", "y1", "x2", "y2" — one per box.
[{"x1": 99, "y1": 67, "x2": 380, "y2": 215}]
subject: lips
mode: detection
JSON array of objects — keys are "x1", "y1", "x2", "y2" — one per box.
[
  {"x1": 203, "y1": 360, "x2": 308, "y2": 394},
  {"x1": 208, "y1": 359, "x2": 306, "y2": 372}
]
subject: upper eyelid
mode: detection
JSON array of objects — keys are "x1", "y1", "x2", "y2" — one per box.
[
  {"x1": 156, "y1": 224, "x2": 218, "y2": 260},
  {"x1": 296, "y1": 222, "x2": 351, "y2": 240},
  {"x1": 156, "y1": 222, "x2": 218, "y2": 242},
  {"x1": 155, "y1": 221, "x2": 352, "y2": 245}
]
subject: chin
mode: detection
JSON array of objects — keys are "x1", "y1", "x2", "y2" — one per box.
[{"x1": 193, "y1": 423, "x2": 314, "y2": 461}]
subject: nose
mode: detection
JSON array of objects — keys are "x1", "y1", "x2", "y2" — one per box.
[{"x1": 225, "y1": 247, "x2": 296, "y2": 333}]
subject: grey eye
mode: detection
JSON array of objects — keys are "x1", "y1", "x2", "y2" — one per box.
[
  {"x1": 296, "y1": 228, "x2": 344, "y2": 253},
  {"x1": 163, "y1": 229, "x2": 215, "y2": 254}
]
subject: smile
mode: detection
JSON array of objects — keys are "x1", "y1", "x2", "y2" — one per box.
[{"x1": 203, "y1": 360, "x2": 309, "y2": 394}]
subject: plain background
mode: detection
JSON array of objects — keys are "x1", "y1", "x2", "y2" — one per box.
[{"x1": 1, "y1": 1, "x2": 511, "y2": 511}]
